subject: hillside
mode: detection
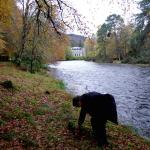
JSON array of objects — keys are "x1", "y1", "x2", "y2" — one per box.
[{"x1": 67, "y1": 34, "x2": 86, "y2": 47}]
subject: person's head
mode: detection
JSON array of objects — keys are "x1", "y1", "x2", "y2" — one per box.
[{"x1": 72, "y1": 96, "x2": 81, "y2": 107}]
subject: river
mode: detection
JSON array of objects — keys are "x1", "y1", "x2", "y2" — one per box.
[{"x1": 48, "y1": 60, "x2": 150, "y2": 139}]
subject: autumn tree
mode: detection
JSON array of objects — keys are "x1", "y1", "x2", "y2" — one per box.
[
  {"x1": 84, "y1": 36, "x2": 97, "y2": 58},
  {"x1": 134, "y1": 0, "x2": 150, "y2": 62},
  {"x1": 120, "y1": 24, "x2": 134, "y2": 57},
  {"x1": 17, "y1": 13, "x2": 68, "y2": 72},
  {"x1": 13, "y1": 0, "x2": 35, "y2": 64},
  {"x1": 135, "y1": 0, "x2": 150, "y2": 39},
  {"x1": 126, "y1": 0, "x2": 150, "y2": 64},
  {"x1": 105, "y1": 32, "x2": 117, "y2": 60},
  {"x1": 97, "y1": 23, "x2": 109, "y2": 60},
  {"x1": 12, "y1": 0, "x2": 85, "y2": 67},
  {"x1": 0, "y1": 0, "x2": 17, "y2": 60},
  {"x1": 0, "y1": 0, "x2": 14, "y2": 26},
  {"x1": 96, "y1": 14, "x2": 125, "y2": 62},
  {"x1": 105, "y1": 14, "x2": 124, "y2": 60}
]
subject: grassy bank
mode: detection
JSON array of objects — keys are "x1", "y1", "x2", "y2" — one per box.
[{"x1": 0, "y1": 63, "x2": 150, "y2": 150}]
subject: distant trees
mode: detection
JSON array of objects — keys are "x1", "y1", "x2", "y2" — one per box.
[
  {"x1": 119, "y1": 24, "x2": 133, "y2": 57},
  {"x1": 84, "y1": 36, "x2": 97, "y2": 58},
  {"x1": 129, "y1": 0, "x2": 150, "y2": 63},
  {"x1": 106, "y1": 14, "x2": 124, "y2": 60},
  {"x1": 96, "y1": 0, "x2": 150, "y2": 64},
  {"x1": 97, "y1": 23, "x2": 109, "y2": 60},
  {"x1": 97, "y1": 14, "x2": 125, "y2": 62},
  {"x1": 135, "y1": 0, "x2": 150, "y2": 37}
]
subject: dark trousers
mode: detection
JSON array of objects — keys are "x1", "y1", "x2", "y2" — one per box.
[{"x1": 91, "y1": 117, "x2": 107, "y2": 146}]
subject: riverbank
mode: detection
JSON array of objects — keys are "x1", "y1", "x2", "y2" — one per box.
[
  {"x1": 0, "y1": 63, "x2": 150, "y2": 149},
  {"x1": 112, "y1": 60, "x2": 150, "y2": 67}
]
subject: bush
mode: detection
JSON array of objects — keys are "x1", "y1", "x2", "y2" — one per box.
[
  {"x1": 13, "y1": 49, "x2": 44, "y2": 73},
  {"x1": 0, "y1": 80, "x2": 14, "y2": 89},
  {"x1": 122, "y1": 56, "x2": 137, "y2": 63},
  {"x1": 21, "y1": 53, "x2": 43, "y2": 73},
  {"x1": 122, "y1": 48, "x2": 150, "y2": 64}
]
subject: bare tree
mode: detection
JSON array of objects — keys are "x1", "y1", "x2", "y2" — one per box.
[
  {"x1": 16, "y1": 0, "x2": 36, "y2": 63},
  {"x1": 34, "y1": 0, "x2": 90, "y2": 35}
]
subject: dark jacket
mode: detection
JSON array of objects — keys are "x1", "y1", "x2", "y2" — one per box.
[{"x1": 78, "y1": 92, "x2": 118, "y2": 126}]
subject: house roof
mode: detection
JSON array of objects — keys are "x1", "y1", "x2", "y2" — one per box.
[{"x1": 71, "y1": 47, "x2": 83, "y2": 50}]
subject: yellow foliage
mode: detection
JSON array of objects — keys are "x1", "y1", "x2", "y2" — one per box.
[
  {"x1": 84, "y1": 38, "x2": 97, "y2": 57},
  {"x1": 0, "y1": 0, "x2": 20, "y2": 57},
  {"x1": 107, "y1": 36, "x2": 117, "y2": 58},
  {"x1": 46, "y1": 33, "x2": 69, "y2": 62},
  {"x1": 0, "y1": 0, "x2": 14, "y2": 27},
  {"x1": 0, "y1": 38, "x2": 6, "y2": 51},
  {"x1": 0, "y1": 28, "x2": 6, "y2": 52}
]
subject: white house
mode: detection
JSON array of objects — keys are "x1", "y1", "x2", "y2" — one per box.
[{"x1": 71, "y1": 47, "x2": 86, "y2": 57}]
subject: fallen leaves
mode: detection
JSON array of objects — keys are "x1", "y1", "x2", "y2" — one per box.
[{"x1": 0, "y1": 65, "x2": 150, "y2": 150}]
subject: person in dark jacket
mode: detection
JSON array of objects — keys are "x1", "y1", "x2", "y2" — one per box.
[{"x1": 73, "y1": 92, "x2": 118, "y2": 146}]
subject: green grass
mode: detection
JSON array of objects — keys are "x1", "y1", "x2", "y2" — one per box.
[
  {"x1": 18, "y1": 134, "x2": 38, "y2": 148},
  {"x1": 33, "y1": 104, "x2": 52, "y2": 115},
  {"x1": 0, "y1": 63, "x2": 150, "y2": 149},
  {"x1": 0, "y1": 131, "x2": 16, "y2": 141},
  {"x1": 57, "y1": 80, "x2": 66, "y2": 89},
  {"x1": 0, "y1": 119, "x2": 6, "y2": 126}
]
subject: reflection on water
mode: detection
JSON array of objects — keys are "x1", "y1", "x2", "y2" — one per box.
[{"x1": 49, "y1": 60, "x2": 150, "y2": 138}]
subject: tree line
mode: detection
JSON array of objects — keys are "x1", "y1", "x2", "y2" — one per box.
[
  {"x1": 84, "y1": 0, "x2": 150, "y2": 64},
  {"x1": 0, "y1": 0, "x2": 149, "y2": 71}
]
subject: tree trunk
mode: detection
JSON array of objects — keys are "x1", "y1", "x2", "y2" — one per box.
[
  {"x1": 114, "y1": 32, "x2": 120, "y2": 60},
  {"x1": 16, "y1": 0, "x2": 30, "y2": 64}
]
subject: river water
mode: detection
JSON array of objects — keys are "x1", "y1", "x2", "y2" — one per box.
[{"x1": 48, "y1": 60, "x2": 150, "y2": 139}]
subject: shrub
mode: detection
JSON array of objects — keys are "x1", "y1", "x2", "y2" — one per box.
[{"x1": 0, "y1": 80, "x2": 14, "y2": 89}]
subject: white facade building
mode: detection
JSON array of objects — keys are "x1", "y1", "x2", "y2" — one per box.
[{"x1": 71, "y1": 47, "x2": 86, "y2": 57}]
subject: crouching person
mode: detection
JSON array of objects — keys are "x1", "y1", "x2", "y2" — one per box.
[{"x1": 72, "y1": 92, "x2": 118, "y2": 147}]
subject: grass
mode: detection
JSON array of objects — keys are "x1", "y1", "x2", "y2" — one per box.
[
  {"x1": 33, "y1": 104, "x2": 52, "y2": 115},
  {"x1": 0, "y1": 63, "x2": 150, "y2": 150},
  {"x1": 0, "y1": 131, "x2": 16, "y2": 141}
]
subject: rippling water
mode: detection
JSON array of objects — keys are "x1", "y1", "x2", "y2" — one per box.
[{"x1": 49, "y1": 60, "x2": 150, "y2": 139}]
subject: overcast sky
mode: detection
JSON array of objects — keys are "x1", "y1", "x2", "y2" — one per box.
[{"x1": 66, "y1": 0, "x2": 140, "y2": 35}]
